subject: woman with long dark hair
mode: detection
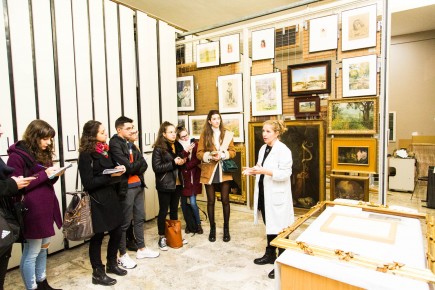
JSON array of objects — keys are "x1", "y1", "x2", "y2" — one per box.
[
  {"x1": 196, "y1": 110, "x2": 236, "y2": 242},
  {"x1": 78, "y1": 120, "x2": 127, "y2": 286},
  {"x1": 7, "y1": 120, "x2": 63, "y2": 290}
]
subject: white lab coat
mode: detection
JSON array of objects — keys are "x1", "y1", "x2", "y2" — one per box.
[{"x1": 253, "y1": 140, "x2": 294, "y2": 235}]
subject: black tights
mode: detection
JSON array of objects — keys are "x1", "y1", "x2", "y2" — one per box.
[{"x1": 205, "y1": 181, "x2": 231, "y2": 226}]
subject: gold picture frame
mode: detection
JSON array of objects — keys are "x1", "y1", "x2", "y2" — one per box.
[
  {"x1": 330, "y1": 174, "x2": 370, "y2": 201},
  {"x1": 331, "y1": 138, "x2": 377, "y2": 173}
]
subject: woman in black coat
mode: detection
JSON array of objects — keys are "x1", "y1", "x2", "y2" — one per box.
[{"x1": 78, "y1": 120, "x2": 127, "y2": 286}]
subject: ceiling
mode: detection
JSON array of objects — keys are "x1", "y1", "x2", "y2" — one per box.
[{"x1": 115, "y1": 0, "x2": 435, "y2": 36}]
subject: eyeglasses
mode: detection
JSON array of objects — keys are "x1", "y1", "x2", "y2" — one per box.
[{"x1": 179, "y1": 134, "x2": 189, "y2": 139}]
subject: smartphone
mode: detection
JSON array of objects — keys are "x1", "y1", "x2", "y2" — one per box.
[{"x1": 190, "y1": 138, "x2": 195, "y2": 143}]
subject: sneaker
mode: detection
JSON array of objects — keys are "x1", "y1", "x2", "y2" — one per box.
[
  {"x1": 182, "y1": 238, "x2": 188, "y2": 245},
  {"x1": 118, "y1": 253, "x2": 137, "y2": 269},
  {"x1": 137, "y1": 247, "x2": 160, "y2": 259},
  {"x1": 158, "y1": 237, "x2": 168, "y2": 251}
]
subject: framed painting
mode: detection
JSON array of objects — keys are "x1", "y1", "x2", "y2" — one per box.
[
  {"x1": 342, "y1": 54, "x2": 377, "y2": 97},
  {"x1": 196, "y1": 41, "x2": 220, "y2": 68},
  {"x1": 328, "y1": 97, "x2": 377, "y2": 134},
  {"x1": 177, "y1": 76, "x2": 195, "y2": 111},
  {"x1": 341, "y1": 4, "x2": 377, "y2": 51},
  {"x1": 331, "y1": 138, "x2": 377, "y2": 173},
  {"x1": 251, "y1": 27, "x2": 275, "y2": 61},
  {"x1": 330, "y1": 174, "x2": 370, "y2": 201},
  {"x1": 388, "y1": 111, "x2": 396, "y2": 142},
  {"x1": 288, "y1": 61, "x2": 331, "y2": 96},
  {"x1": 221, "y1": 113, "x2": 244, "y2": 143},
  {"x1": 218, "y1": 74, "x2": 243, "y2": 113},
  {"x1": 188, "y1": 115, "x2": 207, "y2": 139},
  {"x1": 215, "y1": 146, "x2": 247, "y2": 205},
  {"x1": 309, "y1": 14, "x2": 338, "y2": 53},
  {"x1": 248, "y1": 120, "x2": 325, "y2": 209},
  {"x1": 294, "y1": 96, "x2": 320, "y2": 118},
  {"x1": 220, "y1": 34, "x2": 240, "y2": 64},
  {"x1": 177, "y1": 115, "x2": 189, "y2": 132},
  {"x1": 250, "y1": 72, "x2": 282, "y2": 116}
]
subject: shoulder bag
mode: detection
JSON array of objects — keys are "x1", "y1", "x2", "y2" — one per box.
[
  {"x1": 0, "y1": 202, "x2": 21, "y2": 256},
  {"x1": 220, "y1": 131, "x2": 238, "y2": 173}
]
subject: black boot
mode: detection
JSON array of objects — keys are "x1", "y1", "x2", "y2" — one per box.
[
  {"x1": 209, "y1": 223, "x2": 216, "y2": 242},
  {"x1": 92, "y1": 266, "x2": 117, "y2": 286},
  {"x1": 254, "y1": 247, "x2": 276, "y2": 265},
  {"x1": 268, "y1": 269, "x2": 275, "y2": 279},
  {"x1": 223, "y1": 223, "x2": 230, "y2": 242},
  {"x1": 36, "y1": 279, "x2": 62, "y2": 290},
  {"x1": 106, "y1": 262, "x2": 127, "y2": 276}
]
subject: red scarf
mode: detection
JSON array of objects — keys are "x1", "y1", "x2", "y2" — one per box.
[{"x1": 95, "y1": 142, "x2": 109, "y2": 158}]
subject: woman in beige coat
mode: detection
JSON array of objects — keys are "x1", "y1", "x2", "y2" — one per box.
[{"x1": 197, "y1": 110, "x2": 236, "y2": 242}]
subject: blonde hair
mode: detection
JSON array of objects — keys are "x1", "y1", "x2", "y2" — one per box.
[{"x1": 263, "y1": 120, "x2": 287, "y2": 137}]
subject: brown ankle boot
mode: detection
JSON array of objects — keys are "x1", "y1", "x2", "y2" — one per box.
[{"x1": 197, "y1": 224, "x2": 203, "y2": 234}]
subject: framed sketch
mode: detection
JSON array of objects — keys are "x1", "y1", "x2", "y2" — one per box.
[
  {"x1": 341, "y1": 4, "x2": 377, "y2": 51},
  {"x1": 215, "y1": 146, "x2": 247, "y2": 205},
  {"x1": 331, "y1": 138, "x2": 377, "y2": 173},
  {"x1": 330, "y1": 174, "x2": 370, "y2": 201},
  {"x1": 250, "y1": 72, "x2": 282, "y2": 116},
  {"x1": 196, "y1": 41, "x2": 220, "y2": 68},
  {"x1": 288, "y1": 61, "x2": 331, "y2": 96},
  {"x1": 188, "y1": 115, "x2": 207, "y2": 139},
  {"x1": 251, "y1": 27, "x2": 275, "y2": 61},
  {"x1": 177, "y1": 115, "x2": 189, "y2": 132},
  {"x1": 221, "y1": 113, "x2": 244, "y2": 143},
  {"x1": 388, "y1": 111, "x2": 396, "y2": 142},
  {"x1": 294, "y1": 96, "x2": 320, "y2": 118},
  {"x1": 309, "y1": 14, "x2": 338, "y2": 52},
  {"x1": 342, "y1": 55, "x2": 377, "y2": 97},
  {"x1": 220, "y1": 34, "x2": 240, "y2": 64},
  {"x1": 328, "y1": 97, "x2": 377, "y2": 135},
  {"x1": 177, "y1": 76, "x2": 195, "y2": 111},
  {"x1": 218, "y1": 74, "x2": 243, "y2": 113},
  {"x1": 249, "y1": 120, "x2": 325, "y2": 209}
]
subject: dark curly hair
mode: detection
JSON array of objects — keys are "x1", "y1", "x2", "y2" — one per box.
[
  {"x1": 79, "y1": 120, "x2": 102, "y2": 153},
  {"x1": 21, "y1": 119, "x2": 56, "y2": 166}
]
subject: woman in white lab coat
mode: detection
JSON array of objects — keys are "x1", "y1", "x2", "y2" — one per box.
[{"x1": 243, "y1": 119, "x2": 294, "y2": 279}]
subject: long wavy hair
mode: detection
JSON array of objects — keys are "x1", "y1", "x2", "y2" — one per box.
[
  {"x1": 201, "y1": 110, "x2": 225, "y2": 151},
  {"x1": 21, "y1": 119, "x2": 56, "y2": 166},
  {"x1": 79, "y1": 120, "x2": 102, "y2": 153},
  {"x1": 152, "y1": 121, "x2": 174, "y2": 153}
]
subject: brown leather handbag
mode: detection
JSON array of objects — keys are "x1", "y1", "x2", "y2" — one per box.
[{"x1": 165, "y1": 219, "x2": 183, "y2": 248}]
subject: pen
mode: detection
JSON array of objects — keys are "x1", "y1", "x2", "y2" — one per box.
[{"x1": 37, "y1": 164, "x2": 48, "y2": 169}]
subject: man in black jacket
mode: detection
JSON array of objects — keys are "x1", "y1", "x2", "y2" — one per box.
[{"x1": 109, "y1": 116, "x2": 159, "y2": 270}]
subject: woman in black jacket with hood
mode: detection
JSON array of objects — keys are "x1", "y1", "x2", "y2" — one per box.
[{"x1": 152, "y1": 121, "x2": 185, "y2": 251}]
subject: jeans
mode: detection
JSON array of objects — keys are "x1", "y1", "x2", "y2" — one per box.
[
  {"x1": 157, "y1": 186, "x2": 181, "y2": 235},
  {"x1": 119, "y1": 186, "x2": 146, "y2": 255},
  {"x1": 180, "y1": 195, "x2": 201, "y2": 225},
  {"x1": 89, "y1": 225, "x2": 122, "y2": 269},
  {"x1": 21, "y1": 237, "x2": 50, "y2": 290}
]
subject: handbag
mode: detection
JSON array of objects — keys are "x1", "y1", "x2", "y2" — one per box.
[
  {"x1": 63, "y1": 191, "x2": 94, "y2": 241},
  {"x1": 221, "y1": 159, "x2": 238, "y2": 173},
  {"x1": 0, "y1": 206, "x2": 21, "y2": 256},
  {"x1": 164, "y1": 219, "x2": 183, "y2": 248}
]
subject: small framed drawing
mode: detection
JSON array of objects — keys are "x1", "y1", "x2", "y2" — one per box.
[
  {"x1": 388, "y1": 111, "x2": 396, "y2": 142},
  {"x1": 177, "y1": 115, "x2": 189, "y2": 132},
  {"x1": 196, "y1": 41, "x2": 220, "y2": 68},
  {"x1": 218, "y1": 74, "x2": 243, "y2": 113},
  {"x1": 331, "y1": 138, "x2": 377, "y2": 174},
  {"x1": 220, "y1": 34, "x2": 240, "y2": 64},
  {"x1": 250, "y1": 72, "x2": 282, "y2": 117},
  {"x1": 288, "y1": 60, "x2": 331, "y2": 96},
  {"x1": 177, "y1": 76, "x2": 195, "y2": 111},
  {"x1": 330, "y1": 174, "x2": 369, "y2": 201},
  {"x1": 221, "y1": 113, "x2": 244, "y2": 143},
  {"x1": 328, "y1": 97, "x2": 377, "y2": 135},
  {"x1": 188, "y1": 115, "x2": 207, "y2": 139},
  {"x1": 309, "y1": 14, "x2": 338, "y2": 53},
  {"x1": 294, "y1": 96, "x2": 320, "y2": 118},
  {"x1": 342, "y1": 55, "x2": 377, "y2": 97},
  {"x1": 251, "y1": 27, "x2": 275, "y2": 61},
  {"x1": 341, "y1": 4, "x2": 377, "y2": 51}
]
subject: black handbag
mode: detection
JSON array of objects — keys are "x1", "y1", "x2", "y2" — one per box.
[
  {"x1": 0, "y1": 202, "x2": 21, "y2": 256},
  {"x1": 221, "y1": 159, "x2": 238, "y2": 173}
]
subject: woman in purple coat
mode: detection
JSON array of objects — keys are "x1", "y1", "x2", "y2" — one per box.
[
  {"x1": 177, "y1": 126, "x2": 203, "y2": 234},
  {"x1": 7, "y1": 120, "x2": 63, "y2": 290}
]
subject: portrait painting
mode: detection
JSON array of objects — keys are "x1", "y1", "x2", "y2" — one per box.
[
  {"x1": 341, "y1": 4, "x2": 377, "y2": 51},
  {"x1": 249, "y1": 120, "x2": 325, "y2": 209},
  {"x1": 177, "y1": 76, "x2": 195, "y2": 111},
  {"x1": 188, "y1": 115, "x2": 207, "y2": 139},
  {"x1": 196, "y1": 41, "x2": 220, "y2": 68},
  {"x1": 220, "y1": 34, "x2": 240, "y2": 64},
  {"x1": 330, "y1": 175, "x2": 370, "y2": 202},
  {"x1": 331, "y1": 138, "x2": 377, "y2": 173},
  {"x1": 218, "y1": 74, "x2": 243, "y2": 113},
  {"x1": 288, "y1": 61, "x2": 331, "y2": 96},
  {"x1": 221, "y1": 113, "x2": 244, "y2": 143},
  {"x1": 250, "y1": 72, "x2": 282, "y2": 116},
  {"x1": 342, "y1": 55, "x2": 377, "y2": 97},
  {"x1": 251, "y1": 27, "x2": 275, "y2": 61},
  {"x1": 309, "y1": 14, "x2": 338, "y2": 53}
]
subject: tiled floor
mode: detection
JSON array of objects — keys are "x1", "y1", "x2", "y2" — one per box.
[{"x1": 4, "y1": 180, "x2": 434, "y2": 289}]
